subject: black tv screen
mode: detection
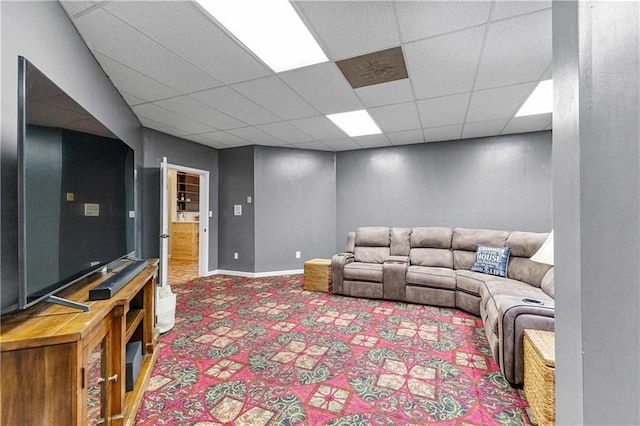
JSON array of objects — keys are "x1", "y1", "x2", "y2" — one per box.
[{"x1": 16, "y1": 57, "x2": 135, "y2": 311}]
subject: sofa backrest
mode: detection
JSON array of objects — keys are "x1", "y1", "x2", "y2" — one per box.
[
  {"x1": 452, "y1": 228, "x2": 510, "y2": 270},
  {"x1": 390, "y1": 227, "x2": 411, "y2": 256},
  {"x1": 409, "y1": 227, "x2": 453, "y2": 268},
  {"x1": 505, "y1": 231, "x2": 553, "y2": 287},
  {"x1": 353, "y1": 227, "x2": 390, "y2": 263}
]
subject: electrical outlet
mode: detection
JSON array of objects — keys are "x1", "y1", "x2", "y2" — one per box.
[
  {"x1": 234, "y1": 252, "x2": 238, "y2": 260},
  {"x1": 295, "y1": 251, "x2": 301, "y2": 259}
]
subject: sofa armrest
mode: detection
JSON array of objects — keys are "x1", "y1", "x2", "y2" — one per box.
[
  {"x1": 383, "y1": 256, "x2": 409, "y2": 300},
  {"x1": 331, "y1": 253, "x2": 354, "y2": 295},
  {"x1": 496, "y1": 295, "x2": 555, "y2": 384}
]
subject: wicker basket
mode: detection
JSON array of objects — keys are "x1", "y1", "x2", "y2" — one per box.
[
  {"x1": 303, "y1": 258, "x2": 332, "y2": 292},
  {"x1": 524, "y1": 329, "x2": 555, "y2": 426}
]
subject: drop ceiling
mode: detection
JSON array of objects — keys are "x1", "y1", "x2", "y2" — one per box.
[{"x1": 60, "y1": 0, "x2": 552, "y2": 151}]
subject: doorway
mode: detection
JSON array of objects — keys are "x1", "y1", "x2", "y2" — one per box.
[{"x1": 160, "y1": 160, "x2": 209, "y2": 287}]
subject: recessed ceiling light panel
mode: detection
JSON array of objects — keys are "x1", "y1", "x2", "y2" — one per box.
[
  {"x1": 516, "y1": 79, "x2": 553, "y2": 117},
  {"x1": 197, "y1": 0, "x2": 328, "y2": 73},
  {"x1": 327, "y1": 110, "x2": 382, "y2": 137}
]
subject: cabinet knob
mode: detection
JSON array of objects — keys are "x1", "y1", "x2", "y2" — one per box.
[{"x1": 96, "y1": 374, "x2": 118, "y2": 384}]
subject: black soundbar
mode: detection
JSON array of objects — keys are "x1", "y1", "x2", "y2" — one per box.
[{"x1": 89, "y1": 259, "x2": 148, "y2": 301}]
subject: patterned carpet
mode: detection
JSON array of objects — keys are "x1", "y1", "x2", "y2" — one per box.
[{"x1": 136, "y1": 274, "x2": 532, "y2": 425}]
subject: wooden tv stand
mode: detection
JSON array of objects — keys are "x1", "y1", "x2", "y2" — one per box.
[{"x1": 0, "y1": 259, "x2": 159, "y2": 426}]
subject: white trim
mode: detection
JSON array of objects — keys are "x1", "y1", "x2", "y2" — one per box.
[{"x1": 210, "y1": 269, "x2": 304, "y2": 278}]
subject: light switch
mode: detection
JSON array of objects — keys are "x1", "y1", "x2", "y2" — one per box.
[
  {"x1": 128, "y1": 210, "x2": 135, "y2": 218},
  {"x1": 247, "y1": 196, "x2": 252, "y2": 204},
  {"x1": 234, "y1": 205, "x2": 242, "y2": 216},
  {"x1": 66, "y1": 192, "x2": 74, "y2": 201},
  {"x1": 84, "y1": 203, "x2": 100, "y2": 217},
  {"x1": 209, "y1": 211, "x2": 213, "y2": 217}
]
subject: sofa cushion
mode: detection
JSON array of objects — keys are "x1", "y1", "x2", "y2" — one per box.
[
  {"x1": 507, "y1": 257, "x2": 552, "y2": 287},
  {"x1": 410, "y1": 248, "x2": 453, "y2": 268},
  {"x1": 453, "y1": 250, "x2": 476, "y2": 270},
  {"x1": 505, "y1": 231, "x2": 549, "y2": 257},
  {"x1": 455, "y1": 270, "x2": 495, "y2": 296},
  {"x1": 471, "y1": 245, "x2": 511, "y2": 278},
  {"x1": 354, "y1": 247, "x2": 390, "y2": 264},
  {"x1": 410, "y1": 227, "x2": 453, "y2": 249},
  {"x1": 355, "y1": 227, "x2": 390, "y2": 247},
  {"x1": 452, "y1": 228, "x2": 510, "y2": 251},
  {"x1": 390, "y1": 227, "x2": 411, "y2": 256},
  {"x1": 406, "y1": 266, "x2": 456, "y2": 290},
  {"x1": 540, "y1": 267, "x2": 555, "y2": 298},
  {"x1": 344, "y1": 262, "x2": 383, "y2": 282}
]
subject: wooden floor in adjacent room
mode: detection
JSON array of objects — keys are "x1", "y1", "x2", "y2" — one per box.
[{"x1": 167, "y1": 258, "x2": 199, "y2": 285}]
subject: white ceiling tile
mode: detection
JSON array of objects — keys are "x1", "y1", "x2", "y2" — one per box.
[
  {"x1": 60, "y1": 1, "x2": 101, "y2": 18},
  {"x1": 120, "y1": 92, "x2": 146, "y2": 107},
  {"x1": 491, "y1": 1, "x2": 551, "y2": 21},
  {"x1": 369, "y1": 102, "x2": 421, "y2": 133},
  {"x1": 294, "y1": 1, "x2": 399, "y2": 60},
  {"x1": 227, "y1": 127, "x2": 287, "y2": 146},
  {"x1": 184, "y1": 135, "x2": 228, "y2": 149},
  {"x1": 353, "y1": 134, "x2": 391, "y2": 149},
  {"x1": 355, "y1": 79, "x2": 415, "y2": 108},
  {"x1": 417, "y1": 93, "x2": 470, "y2": 128},
  {"x1": 321, "y1": 137, "x2": 362, "y2": 151},
  {"x1": 289, "y1": 116, "x2": 346, "y2": 140},
  {"x1": 502, "y1": 113, "x2": 552, "y2": 135},
  {"x1": 133, "y1": 104, "x2": 217, "y2": 135},
  {"x1": 395, "y1": 1, "x2": 492, "y2": 42},
  {"x1": 475, "y1": 9, "x2": 551, "y2": 90},
  {"x1": 256, "y1": 122, "x2": 316, "y2": 144},
  {"x1": 405, "y1": 26, "x2": 485, "y2": 99},
  {"x1": 74, "y1": 8, "x2": 222, "y2": 93},
  {"x1": 290, "y1": 141, "x2": 334, "y2": 151},
  {"x1": 104, "y1": 1, "x2": 271, "y2": 85},
  {"x1": 423, "y1": 124, "x2": 464, "y2": 142},
  {"x1": 139, "y1": 117, "x2": 189, "y2": 138},
  {"x1": 279, "y1": 62, "x2": 363, "y2": 115},
  {"x1": 196, "y1": 131, "x2": 251, "y2": 147},
  {"x1": 155, "y1": 96, "x2": 245, "y2": 130},
  {"x1": 94, "y1": 53, "x2": 180, "y2": 102},
  {"x1": 386, "y1": 129, "x2": 425, "y2": 145},
  {"x1": 466, "y1": 82, "x2": 536, "y2": 122},
  {"x1": 462, "y1": 119, "x2": 510, "y2": 139},
  {"x1": 190, "y1": 87, "x2": 280, "y2": 125},
  {"x1": 544, "y1": 122, "x2": 552, "y2": 130},
  {"x1": 231, "y1": 76, "x2": 318, "y2": 120}
]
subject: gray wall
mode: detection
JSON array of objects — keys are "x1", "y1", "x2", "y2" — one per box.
[
  {"x1": 218, "y1": 146, "x2": 255, "y2": 272},
  {"x1": 1, "y1": 1, "x2": 143, "y2": 313},
  {"x1": 336, "y1": 131, "x2": 552, "y2": 250},
  {"x1": 254, "y1": 146, "x2": 336, "y2": 272},
  {"x1": 141, "y1": 128, "x2": 219, "y2": 271},
  {"x1": 554, "y1": 1, "x2": 640, "y2": 424}
]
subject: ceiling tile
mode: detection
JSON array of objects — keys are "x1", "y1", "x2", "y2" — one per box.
[
  {"x1": 133, "y1": 103, "x2": 217, "y2": 135},
  {"x1": 289, "y1": 116, "x2": 346, "y2": 140},
  {"x1": 475, "y1": 9, "x2": 552, "y2": 90},
  {"x1": 294, "y1": 1, "x2": 399, "y2": 60},
  {"x1": 94, "y1": 53, "x2": 180, "y2": 102},
  {"x1": 395, "y1": 1, "x2": 492, "y2": 42},
  {"x1": 544, "y1": 122, "x2": 552, "y2": 130},
  {"x1": 290, "y1": 141, "x2": 334, "y2": 151},
  {"x1": 279, "y1": 62, "x2": 363, "y2": 115},
  {"x1": 139, "y1": 116, "x2": 189, "y2": 138},
  {"x1": 120, "y1": 92, "x2": 146, "y2": 107},
  {"x1": 231, "y1": 76, "x2": 318, "y2": 120},
  {"x1": 353, "y1": 134, "x2": 391, "y2": 149},
  {"x1": 355, "y1": 79, "x2": 415, "y2": 108},
  {"x1": 256, "y1": 122, "x2": 316, "y2": 144},
  {"x1": 321, "y1": 137, "x2": 362, "y2": 151},
  {"x1": 74, "y1": 8, "x2": 222, "y2": 93},
  {"x1": 423, "y1": 124, "x2": 464, "y2": 142},
  {"x1": 491, "y1": 1, "x2": 551, "y2": 21},
  {"x1": 417, "y1": 93, "x2": 470, "y2": 128},
  {"x1": 405, "y1": 26, "x2": 485, "y2": 99},
  {"x1": 184, "y1": 135, "x2": 228, "y2": 149},
  {"x1": 155, "y1": 96, "x2": 245, "y2": 130},
  {"x1": 466, "y1": 82, "x2": 536, "y2": 122},
  {"x1": 195, "y1": 131, "x2": 251, "y2": 147},
  {"x1": 502, "y1": 113, "x2": 552, "y2": 135},
  {"x1": 386, "y1": 129, "x2": 425, "y2": 145},
  {"x1": 462, "y1": 119, "x2": 510, "y2": 139},
  {"x1": 104, "y1": 1, "x2": 271, "y2": 85},
  {"x1": 190, "y1": 87, "x2": 280, "y2": 125},
  {"x1": 59, "y1": 1, "x2": 101, "y2": 18},
  {"x1": 227, "y1": 127, "x2": 287, "y2": 146},
  {"x1": 369, "y1": 102, "x2": 421, "y2": 133}
]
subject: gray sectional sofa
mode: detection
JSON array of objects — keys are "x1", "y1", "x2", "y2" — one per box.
[{"x1": 331, "y1": 226, "x2": 554, "y2": 385}]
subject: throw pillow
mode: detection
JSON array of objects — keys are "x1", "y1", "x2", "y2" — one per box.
[{"x1": 471, "y1": 245, "x2": 511, "y2": 278}]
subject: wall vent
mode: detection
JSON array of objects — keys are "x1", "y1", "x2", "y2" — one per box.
[{"x1": 336, "y1": 46, "x2": 408, "y2": 89}]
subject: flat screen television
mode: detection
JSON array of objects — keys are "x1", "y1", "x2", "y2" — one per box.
[{"x1": 8, "y1": 57, "x2": 135, "y2": 314}]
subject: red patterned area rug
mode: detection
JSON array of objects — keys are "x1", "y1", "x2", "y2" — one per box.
[{"x1": 136, "y1": 274, "x2": 532, "y2": 425}]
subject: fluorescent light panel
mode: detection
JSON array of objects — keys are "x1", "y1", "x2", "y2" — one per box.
[
  {"x1": 197, "y1": 0, "x2": 328, "y2": 73},
  {"x1": 516, "y1": 79, "x2": 553, "y2": 117},
  {"x1": 327, "y1": 110, "x2": 382, "y2": 137}
]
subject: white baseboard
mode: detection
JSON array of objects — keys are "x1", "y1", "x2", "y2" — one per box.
[{"x1": 207, "y1": 269, "x2": 303, "y2": 278}]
